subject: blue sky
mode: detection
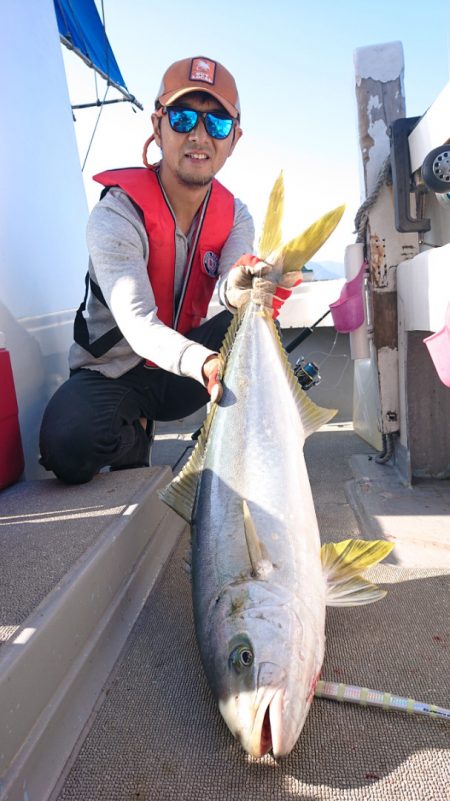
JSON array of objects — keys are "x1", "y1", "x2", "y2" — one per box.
[{"x1": 63, "y1": 0, "x2": 450, "y2": 263}]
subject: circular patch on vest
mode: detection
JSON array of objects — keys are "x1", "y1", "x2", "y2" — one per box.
[{"x1": 203, "y1": 251, "x2": 220, "y2": 277}]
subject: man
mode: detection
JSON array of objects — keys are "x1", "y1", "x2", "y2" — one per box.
[{"x1": 39, "y1": 56, "x2": 281, "y2": 484}]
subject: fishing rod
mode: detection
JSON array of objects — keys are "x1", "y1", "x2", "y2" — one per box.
[
  {"x1": 315, "y1": 679, "x2": 450, "y2": 722},
  {"x1": 285, "y1": 309, "x2": 331, "y2": 354}
]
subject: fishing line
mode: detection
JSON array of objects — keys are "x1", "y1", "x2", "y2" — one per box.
[
  {"x1": 305, "y1": 331, "x2": 351, "y2": 391},
  {"x1": 324, "y1": 355, "x2": 351, "y2": 391},
  {"x1": 317, "y1": 329, "x2": 339, "y2": 366}
]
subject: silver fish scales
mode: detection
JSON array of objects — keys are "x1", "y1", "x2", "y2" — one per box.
[{"x1": 160, "y1": 191, "x2": 392, "y2": 758}]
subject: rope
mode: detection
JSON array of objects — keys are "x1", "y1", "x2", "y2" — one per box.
[
  {"x1": 65, "y1": 0, "x2": 92, "y2": 64},
  {"x1": 81, "y1": 83, "x2": 110, "y2": 172},
  {"x1": 354, "y1": 156, "x2": 392, "y2": 243},
  {"x1": 100, "y1": 0, "x2": 110, "y2": 92}
]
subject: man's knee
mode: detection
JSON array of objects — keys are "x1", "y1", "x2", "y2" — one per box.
[
  {"x1": 39, "y1": 390, "x2": 101, "y2": 484},
  {"x1": 39, "y1": 422, "x2": 98, "y2": 484}
]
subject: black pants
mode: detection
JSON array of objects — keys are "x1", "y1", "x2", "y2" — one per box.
[{"x1": 39, "y1": 311, "x2": 232, "y2": 484}]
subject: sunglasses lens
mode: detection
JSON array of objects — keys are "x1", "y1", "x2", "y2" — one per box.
[
  {"x1": 166, "y1": 107, "x2": 234, "y2": 139},
  {"x1": 167, "y1": 108, "x2": 198, "y2": 133},
  {"x1": 205, "y1": 113, "x2": 234, "y2": 139}
]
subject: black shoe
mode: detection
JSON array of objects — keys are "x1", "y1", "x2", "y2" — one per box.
[{"x1": 110, "y1": 420, "x2": 155, "y2": 472}]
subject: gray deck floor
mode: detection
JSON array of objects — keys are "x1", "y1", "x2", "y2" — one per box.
[
  {"x1": 55, "y1": 424, "x2": 450, "y2": 801},
  {"x1": 0, "y1": 469, "x2": 164, "y2": 643}
]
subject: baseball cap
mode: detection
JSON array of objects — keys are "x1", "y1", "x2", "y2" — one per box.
[{"x1": 156, "y1": 56, "x2": 240, "y2": 119}]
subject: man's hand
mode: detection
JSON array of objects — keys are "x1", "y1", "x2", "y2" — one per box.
[
  {"x1": 225, "y1": 255, "x2": 271, "y2": 310},
  {"x1": 271, "y1": 271, "x2": 303, "y2": 319},
  {"x1": 225, "y1": 254, "x2": 302, "y2": 317},
  {"x1": 202, "y1": 354, "x2": 223, "y2": 404}
]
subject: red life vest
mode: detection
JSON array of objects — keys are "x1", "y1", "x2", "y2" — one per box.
[{"x1": 93, "y1": 168, "x2": 235, "y2": 349}]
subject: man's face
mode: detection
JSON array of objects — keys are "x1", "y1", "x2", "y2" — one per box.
[{"x1": 152, "y1": 94, "x2": 242, "y2": 189}]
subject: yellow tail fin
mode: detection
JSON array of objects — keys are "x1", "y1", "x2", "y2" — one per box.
[
  {"x1": 278, "y1": 204, "x2": 346, "y2": 273},
  {"x1": 258, "y1": 171, "x2": 284, "y2": 261},
  {"x1": 257, "y1": 172, "x2": 345, "y2": 272}
]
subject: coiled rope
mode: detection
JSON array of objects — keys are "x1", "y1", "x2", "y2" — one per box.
[{"x1": 354, "y1": 156, "x2": 392, "y2": 243}]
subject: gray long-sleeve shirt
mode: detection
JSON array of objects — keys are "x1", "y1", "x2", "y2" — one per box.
[{"x1": 69, "y1": 186, "x2": 254, "y2": 382}]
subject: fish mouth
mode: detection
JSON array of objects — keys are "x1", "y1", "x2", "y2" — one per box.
[
  {"x1": 251, "y1": 686, "x2": 284, "y2": 758},
  {"x1": 261, "y1": 704, "x2": 272, "y2": 756},
  {"x1": 220, "y1": 681, "x2": 309, "y2": 759},
  {"x1": 219, "y1": 682, "x2": 285, "y2": 759}
]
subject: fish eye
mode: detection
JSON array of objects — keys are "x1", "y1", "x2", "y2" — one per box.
[{"x1": 229, "y1": 644, "x2": 254, "y2": 673}]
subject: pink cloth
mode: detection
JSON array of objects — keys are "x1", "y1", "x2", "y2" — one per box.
[
  {"x1": 423, "y1": 302, "x2": 450, "y2": 388},
  {"x1": 329, "y1": 262, "x2": 366, "y2": 333}
]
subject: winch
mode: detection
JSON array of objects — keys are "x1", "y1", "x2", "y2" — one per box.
[{"x1": 294, "y1": 357, "x2": 321, "y2": 391}]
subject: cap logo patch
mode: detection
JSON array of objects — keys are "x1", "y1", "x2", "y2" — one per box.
[
  {"x1": 190, "y1": 58, "x2": 216, "y2": 85},
  {"x1": 203, "y1": 251, "x2": 219, "y2": 276}
]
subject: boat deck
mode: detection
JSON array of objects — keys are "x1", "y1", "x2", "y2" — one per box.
[{"x1": 55, "y1": 424, "x2": 450, "y2": 801}]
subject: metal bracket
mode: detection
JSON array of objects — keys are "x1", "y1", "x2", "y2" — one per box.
[{"x1": 389, "y1": 117, "x2": 431, "y2": 233}]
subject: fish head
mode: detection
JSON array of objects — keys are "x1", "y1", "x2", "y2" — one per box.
[{"x1": 206, "y1": 581, "x2": 323, "y2": 758}]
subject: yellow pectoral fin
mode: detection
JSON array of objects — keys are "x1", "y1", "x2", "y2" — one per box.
[
  {"x1": 325, "y1": 575, "x2": 388, "y2": 607},
  {"x1": 321, "y1": 539, "x2": 394, "y2": 607}
]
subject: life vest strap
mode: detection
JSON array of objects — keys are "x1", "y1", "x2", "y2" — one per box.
[{"x1": 74, "y1": 272, "x2": 124, "y2": 358}]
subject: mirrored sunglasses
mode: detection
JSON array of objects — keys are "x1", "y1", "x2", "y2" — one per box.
[{"x1": 164, "y1": 106, "x2": 235, "y2": 140}]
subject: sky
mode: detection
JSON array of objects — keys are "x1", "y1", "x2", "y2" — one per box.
[{"x1": 62, "y1": 0, "x2": 450, "y2": 266}]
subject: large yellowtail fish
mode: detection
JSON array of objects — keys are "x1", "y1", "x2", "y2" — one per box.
[{"x1": 160, "y1": 176, "x2": 392, "y2": 758}]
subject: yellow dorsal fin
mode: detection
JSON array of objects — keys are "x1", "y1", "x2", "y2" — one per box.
[
  {"x1": 321, "y1": 539, "x2": 394, "y2": 607},
  {"x1": 276, "y1": 204, "x2": 346, "y2": 273},
  {"x1": 258, "y1": 172, "x2": 284, "y2": 261}
]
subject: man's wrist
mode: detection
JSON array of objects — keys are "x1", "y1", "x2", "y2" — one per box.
[{"x1": 178, "y1": 342, "x2": 217, "y2": 385}]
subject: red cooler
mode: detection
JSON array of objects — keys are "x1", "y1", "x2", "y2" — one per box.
[{"x1": 0, "y1": 333, "x2": 24, "y2": 489}]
